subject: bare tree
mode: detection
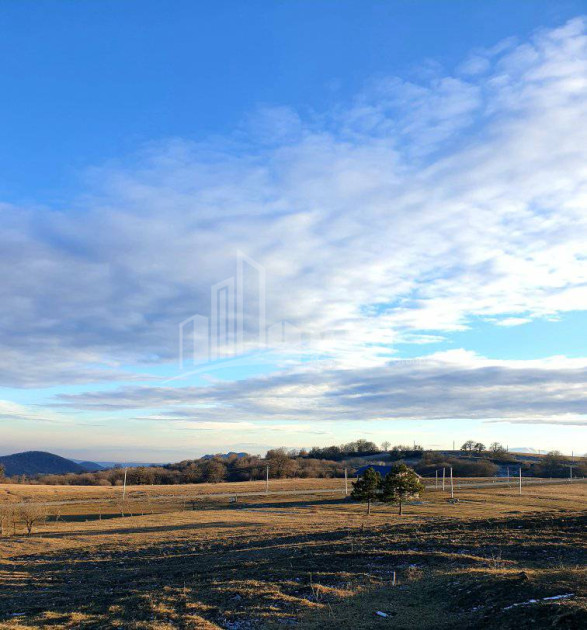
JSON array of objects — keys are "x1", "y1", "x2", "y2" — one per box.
[{"x1": 18, "y1": 504, "x2": 47, "y2": 536}]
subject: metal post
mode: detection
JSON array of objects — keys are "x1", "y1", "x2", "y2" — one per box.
[
  {"x1": 442, "y1": 467, "x2": 445, "y2": 491},
  {"x1": 122, "y1": 468, "x2": 127, "y2": 516},
  {"x1": 519, "y1": 467, "x2": 522, "y2": 495},
  {"x1": 435, "y1": 469, "x2": 438, "y2": 489},
  {"x1": 344, "y1": 468, "x2": 348, "y2": 496},
  {"x1": 266, "y1": 465, "x2": 269, "y2": 494},
  {"x1": 450, "y1": 467, "x2": 454, "y2": 499}
]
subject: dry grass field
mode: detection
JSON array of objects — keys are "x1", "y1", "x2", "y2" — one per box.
[
  {"x1": 0, "y1": 478, "x2": 345, "y2": 504},
  {"x1": 0, "y1": 479, "x2": 585, "y2": 629}
]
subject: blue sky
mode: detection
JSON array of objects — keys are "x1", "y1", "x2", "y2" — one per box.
[
  {"x1": 1, "y1": 0, "x2": 583, "y2": 200},
  {"x1": 1, "y1": 1, "x2": 586, "y2": 460}
]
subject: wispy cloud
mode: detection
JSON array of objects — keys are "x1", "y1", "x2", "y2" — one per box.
[
  {"x1": 0, "y1": 18, "x2": 586, "y2": 391},
  {"x1": 0, "y1": 400, "x2": 63, "y2": 424},
  {"x1": 51, "y1": 351, "x2": 587, "y2": 426}
]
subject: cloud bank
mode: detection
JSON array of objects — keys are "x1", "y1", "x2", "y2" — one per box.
[
  {"x1": 1, "y1": 19, "x2": 586, "y2": 435},
  {"x1": 52, "y1": 351, "x2": 587, "y2": 427}
]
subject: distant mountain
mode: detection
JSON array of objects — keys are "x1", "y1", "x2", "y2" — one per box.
[
  {"x1": 76, "y1": 460, "x2": 104, "y2": 472},
  {"x1": 0, "y1": 451, "x2": 87, "y2": 476}
]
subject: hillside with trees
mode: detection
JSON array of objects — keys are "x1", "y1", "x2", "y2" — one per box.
[
  {"x1": 1, "y1": 442, "x2": 584, "y2": 485},
  {"x1": 0, "y1": 451, "x2": 88, "y2": 476}
]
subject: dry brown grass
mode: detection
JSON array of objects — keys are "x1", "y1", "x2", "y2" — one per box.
[
  {"x1": 0, "y1": 478, "x2": 346, "y2": 501},
  {"x1": 0, "y1": 480, "x2": 585, "y2": 628}
]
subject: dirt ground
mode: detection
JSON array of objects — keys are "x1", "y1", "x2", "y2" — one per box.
[{"x1": 0, "y1": 480, "x2": 585, "y2": 628}]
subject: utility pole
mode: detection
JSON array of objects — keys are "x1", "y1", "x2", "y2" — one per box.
[
  {"x1": 266, "y1": 465, "x2": 269, "y2": 494},
  {"x1": 122, "y1": 468, "x2": 128, "y2": 516},
  {"x1": 450, "y1": 467, "x2": 454, "y2": 499}
]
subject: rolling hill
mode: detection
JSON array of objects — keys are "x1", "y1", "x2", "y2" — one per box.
[
  {"x1": 75, "y1": 461, "x2": 105, "y2": 472},
  {"x1": 0, "y1": 451, "x2": 88, "y2": 476}
]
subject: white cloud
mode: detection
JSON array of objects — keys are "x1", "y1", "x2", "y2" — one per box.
[
  {"x1": 51, "y1": 351, "x2": 587, "y2": 427},
  {"x1": 495, "y1": 317, "x2": 532, "y2": 327},
  {"x1": 0, "y1": 18, "x2": 585, "y2": 389},
  {"x1": 0, "y1": 400, "x2": 63, "y2": 425}
]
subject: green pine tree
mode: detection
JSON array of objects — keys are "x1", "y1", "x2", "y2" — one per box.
[
  {"x1": 351, "y1": 467, "x2": 381, "y2": 515},
  {"x1": 381, "y1": 463, "x2": 424, "y2": 515}
]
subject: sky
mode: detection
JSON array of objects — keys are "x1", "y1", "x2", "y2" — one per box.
[{"x1": 1, "y1": 1, "x2": 586, "y2": 461}]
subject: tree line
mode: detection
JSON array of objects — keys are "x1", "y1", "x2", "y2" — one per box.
[
  {"x1": 0, "y1": 442, "x2": 583, "y2": 486},
  {"x1": 2, "y1": 451, "x2": 347, "y2": 486}
]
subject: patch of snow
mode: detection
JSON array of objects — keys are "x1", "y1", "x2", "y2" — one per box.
[
  {"x1": 543, "y1": 593, "x2": 575, "y2": 601},
  {"x1": 504, "y1": 594, "x2": 574, "y2": 610}
]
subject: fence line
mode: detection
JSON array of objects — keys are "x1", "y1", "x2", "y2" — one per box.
[{"x1": 6, "y1": 476, "x2": 585, "y2": 509}]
